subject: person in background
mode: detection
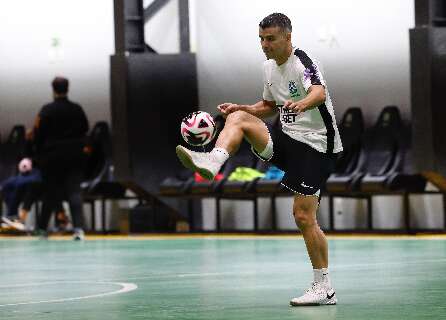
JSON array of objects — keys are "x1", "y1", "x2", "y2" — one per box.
[
  {"x1": 33, "y1": 76, "x2": 89, "y2": 240},
  {"x1": 0, "y1": 129, "x2": 70, "y2": 232},
  {"x1": 0, "y1": 158, "x2": 40, "y2": 231}
]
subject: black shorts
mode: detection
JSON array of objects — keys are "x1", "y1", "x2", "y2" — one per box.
[{"x1": 254, "y1": 130, "x2": 336, "y2": 196}]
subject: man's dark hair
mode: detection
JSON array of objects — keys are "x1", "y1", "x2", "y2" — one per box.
[
  {"x1": 52, "y1": 76, "x2": 69, "y2": 94},
  {"x1": 259, "y1": 13, "x2": 292, "y2": 33}
]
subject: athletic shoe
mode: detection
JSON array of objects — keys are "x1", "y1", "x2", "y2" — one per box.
[
  {"x1": 176, "y1": 145, "x2": 221, "y2": 181},
  {"x1": 290, "y1": 282, "x2": 337, "y2": 306},
  {"x1": 73, "y1": 228, "x2": 85, "y2": 241},
  {"x1": 1, "y1": 216, "x2": 26, "y2": 231}
]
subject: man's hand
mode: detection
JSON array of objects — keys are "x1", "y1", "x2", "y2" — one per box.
[
  {"x1": 283, "y1": 100, "x2": 309, "y2": 114},
  {"x1": 217, "y1": 103, "x2": 241, "y2": 117}
]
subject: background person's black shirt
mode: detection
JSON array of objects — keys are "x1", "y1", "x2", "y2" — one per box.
[{"x1": 33, "y1": 97, "x2": 89, "y2": 168}]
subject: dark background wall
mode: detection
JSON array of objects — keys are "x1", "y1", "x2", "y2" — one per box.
[
  {"x1": 0, "y1": 0, "x2": 414, "y2": 137},
  {"x1": 111, "y1": 53, "x2": 198, "y2": 193}
]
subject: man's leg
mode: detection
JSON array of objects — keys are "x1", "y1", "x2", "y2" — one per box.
[
  {"x1": 293, "y1": 195, "x2": 328, "y2": 268},
  {"x1": 1, "y1": 177, "x2": 19, "y2": 217},
  {"x1": 37, "y1": 173, "x2": 62, "y2": 235},
  {"x1": 20, "y1": 182, "x2": 42, "y2": 223},
  {"x1": 214, "y1": 111, "x2": 270, "y2": 155},
  {"x1": 290, "y1": 194, "x2": 337, "y2": 306},
  {"x1": 0, "y1": 180, "x2": 27, "y2": 230},
  {"x1": 176, "y1": 111, "x2": 271, "y2": 179},
  {"x1": 38, "y1": 192, "x2": 58, "y2": 233},
  {"x1": 65, "y1": 169, "x2": 85, "y2": 240}
]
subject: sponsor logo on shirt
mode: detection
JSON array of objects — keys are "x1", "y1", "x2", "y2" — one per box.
[{"x1": 278, "y1": 106, "x2": 299, "y2": 124}]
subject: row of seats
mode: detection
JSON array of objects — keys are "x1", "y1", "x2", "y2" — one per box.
[
  {"x1": 0, "y1": 122, "x2": 121, "y2": 194},
  {"x1": 0, "y1": 106, "x2": 429, "y2": 232},
  {"x1": 0, "y1": 122, "x2": 127, "y2": 230},
  {"x1": 82, "y1": 122, "x2": 126, "y2": 199},
  {"x1": 327, "y1": 106, "x2": 426, "y2": 193},
  {"x1": 160, "y1": 106, "x2": 427, "y2": 198}
]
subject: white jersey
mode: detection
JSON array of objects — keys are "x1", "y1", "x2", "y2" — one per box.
[{"x1": 263, "y1": 48, "x2": 343, "y2": 154}]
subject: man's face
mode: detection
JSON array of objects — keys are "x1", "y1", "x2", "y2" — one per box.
[{"x1": 259, "y1": 26, "x2": 290, "y2": 61}]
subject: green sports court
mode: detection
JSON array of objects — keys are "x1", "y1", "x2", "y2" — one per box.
[
  {"x1": 1, "y1": 234, "x2": 446, "y2": 320},
  {"x1": 2, "y1": 1, "x2": 446, "y2": 320}
]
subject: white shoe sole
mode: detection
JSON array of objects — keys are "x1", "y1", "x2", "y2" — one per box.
[
  {"x1": 176, "y1": 145, "x2": 215, "y2": 181},
  {"x1": 290, "y1": 297, "x2": 337, "y2": 307},
  {"x1": 1, "y1": 217, "x2": 26, "y2": 231}
]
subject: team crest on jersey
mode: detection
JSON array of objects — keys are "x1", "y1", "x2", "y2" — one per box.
[{"x1": 288, "y1": 81, "x2": 300, "y2": 98}]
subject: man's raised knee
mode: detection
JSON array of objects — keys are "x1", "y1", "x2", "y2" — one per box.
[{"x1": 226, "y1": 110, "x2": 250, "y2": 123}]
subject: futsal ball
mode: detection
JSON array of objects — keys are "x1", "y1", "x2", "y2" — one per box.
[{"x1": 181, "y1": 111, "x2": 216, "y2": 146}]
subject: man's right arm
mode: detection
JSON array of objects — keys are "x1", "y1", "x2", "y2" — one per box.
[{"x1": 217, "y1": 100, "x2": 277, "y2": 119}]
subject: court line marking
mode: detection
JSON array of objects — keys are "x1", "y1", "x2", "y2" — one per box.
[
  {"x1": 0, "y1": 281, "x2": 137, "y2": 307},
  {"x1": 2, "y1": 257, "x2": 441, "y2": 305},
  {"x1": 100, "y1": 258, "x2": 446, "y2": 282}
]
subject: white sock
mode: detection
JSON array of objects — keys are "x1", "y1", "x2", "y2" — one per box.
[
  {"x1": 313, "y1": 268, "x2": 331, "y2": 287},
  {"x1": 210, "y1": 147, "x2": 229, "y2": 165}
]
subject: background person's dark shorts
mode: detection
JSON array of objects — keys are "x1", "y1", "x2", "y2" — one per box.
[{"x1": 254, "y1": 129, "x2": 336, "y2": 196}]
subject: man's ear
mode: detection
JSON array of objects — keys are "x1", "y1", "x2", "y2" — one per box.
[{"x1": 286, "y1": 32, "x2": 291, "y2": 42}]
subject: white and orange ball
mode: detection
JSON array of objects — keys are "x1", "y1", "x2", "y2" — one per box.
[{"x1": 180, "y1": 111, "x2": 216, "y2": 146}]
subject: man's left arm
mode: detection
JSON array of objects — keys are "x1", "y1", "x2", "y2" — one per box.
[{"x1": 284, "y1": 85, "x2": 326, "y2": 114}]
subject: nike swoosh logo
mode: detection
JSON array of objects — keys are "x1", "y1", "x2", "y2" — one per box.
[
  {"x1": 327, "y1": 291, "x2": 336, "y2": 299},
  {"x1": 300, "y1": 182, "x2": 314, "y2": 189}
]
